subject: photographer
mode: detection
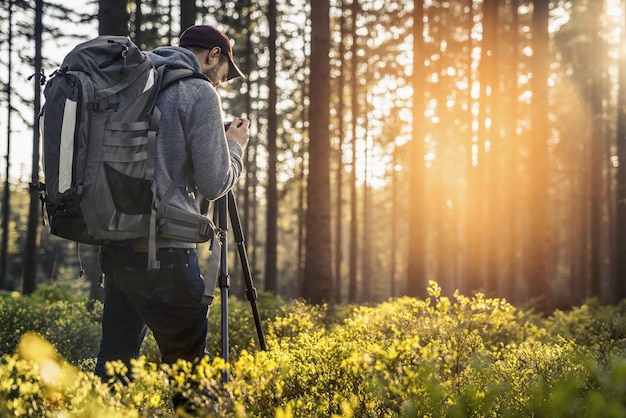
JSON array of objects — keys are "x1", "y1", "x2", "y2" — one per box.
[{"x1": 94, "y1": 25, "x2": 249, "y2": 385}]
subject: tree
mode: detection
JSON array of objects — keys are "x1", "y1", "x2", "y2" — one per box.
[
  {"x1": 133, "y1": 0, "x2": 143, "y2": 47},
  {"x1": 406, "y1": 0, "x2": 426, "y2": 298},
  {"x1": 615, "y1": 0, "x2": 626, "y2": 303},
  {"x1": 465, "y1": 0, "x2": 487, "y2": 296},
  {"x1": 348, "y1": 0, "x2": 359, "y2": 303},
  {"x1": 587, "y1": 0, "x2": 605, "y2": 301},
  {"x1": 302, "y1": 0, "x2": 333, "y2": 304},
  {"x1": 0, "y1": 0, "x2": 14, "y2": 290},
  {"x1": 98, "y1": 0, "x2": 129, "y2": 36},
  {"x1": 333, "y1": 0, "x2": 347, "y2": 303},
  {"x1": 180, "y1": 0, "x2": 196, "y2": 31},
  {"x1": 502, "y1": 0, "x2": 521, "y2": 305},
  {"x1": 264, "y1": 0, "x2": 278, "y2": 293},
  {"x1": 526, "y1": 0, "x2": 550, "y2": 312},
  {"x1": 22, "y1": 0, "x2": 43, "y2": 295},
  {"x1": 481, "y1": 0, "x2": 499, "y2": 297}
]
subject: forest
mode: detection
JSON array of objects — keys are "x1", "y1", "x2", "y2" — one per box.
[
  {"x1": 3, "y1": 1, "x2": 626, "y2": 417},
  {"x1": 1, "y1": 0, "x2": 626, "y2": 314}
]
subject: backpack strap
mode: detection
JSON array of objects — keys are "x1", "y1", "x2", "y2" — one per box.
[
  {"x1": 161, "y1": 66, "x2": 209, "y2": 90},
  {"x1": 204, "y1": 228, "x2": 221, "y2": 306},
  {"x1": 158, "y1": 166, "x2": 188, "y2": 217},
  {"x1": 154, "y1": 165, "x2": 219, "y2": 307},
  {"x1": 147, "y1": 164, "x2": 187, "y2": 270},
  {"x1": 145, "y1": 66, "x2": 208, "y2": 270}
]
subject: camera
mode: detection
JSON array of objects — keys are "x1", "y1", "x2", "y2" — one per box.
[{"x1": 224, "y1": 120, "x2": 243, "y2": 130}]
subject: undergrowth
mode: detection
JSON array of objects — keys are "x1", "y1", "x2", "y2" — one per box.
[{"x1": 1, "y1": 281, "x2": 626, "y2": 417}]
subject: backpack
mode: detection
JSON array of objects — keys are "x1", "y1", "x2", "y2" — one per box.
[{"x1": 38, "y1": 35, "x2": 215, "y2": 269}]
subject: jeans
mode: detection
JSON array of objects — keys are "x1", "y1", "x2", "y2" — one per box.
[{"x1": 94, "y1": 244, "x2": 208, "y2": 381}]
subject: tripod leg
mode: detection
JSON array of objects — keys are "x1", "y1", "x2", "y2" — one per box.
[
  {"x1": 216, "y1": 195, "x2": 230, "y2": 383},
  {"x1": 227, "y1": 191, "x2": 268, "y2": 351}
]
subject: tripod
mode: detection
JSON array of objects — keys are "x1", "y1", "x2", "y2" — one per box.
[{"x1": 210, "y1": 190, "x2": 267, "y2": 382}]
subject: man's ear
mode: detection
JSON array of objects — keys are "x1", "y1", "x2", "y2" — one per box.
[{"x1": 208, "y1": 47, "x2": 221, "y2": 64}]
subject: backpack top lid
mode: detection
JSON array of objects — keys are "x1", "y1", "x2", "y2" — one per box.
[
  {"x1": 62, "y1": 36, "x2": 141, "y2": 71},
  {"x1": 58, "y1": 36, "x2": 154, "y2": 103}
]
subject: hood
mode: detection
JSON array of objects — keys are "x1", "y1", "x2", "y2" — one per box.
[{"x1": 145, "y1": 46, "x2": 201, "y2": 73}]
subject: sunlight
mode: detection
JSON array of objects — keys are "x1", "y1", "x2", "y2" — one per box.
[
  {"x1": 367, "y1": 159, "x2": 389, "y2": 188},
  {"x1": 549, "y1": 5, "x2": 570, "y2": 33},
  {"x1": 354, "y1": 73, "x2": 414, "y2": 190}
]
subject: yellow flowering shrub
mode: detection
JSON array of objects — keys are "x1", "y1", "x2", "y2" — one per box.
[
  {"x1": 1, "y1": 281, "x2": 626, "y2": 417},
  {"x1": 0, "y1": 332, "x2": 135, "y2": 417}
]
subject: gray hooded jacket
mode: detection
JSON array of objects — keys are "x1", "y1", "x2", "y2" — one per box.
[{"x1": 136, "y1": 46, "x2": 244, "y2": 248}]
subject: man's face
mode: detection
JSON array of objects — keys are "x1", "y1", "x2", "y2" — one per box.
[{"x1": 204, "y1": 55, "x2": 229, "y2": 88}]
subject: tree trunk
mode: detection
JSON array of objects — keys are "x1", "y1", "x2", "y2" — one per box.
[
  {"x1": 588, "y1": 0, "x2": 604, "y2": 301},
  {"x1": 390, "y1": 154, "x2": 398, "y2": 297},
  {"x1": 180, "y1": 0, "x2": 196, "y2": 32},
  {"x1": 348, "y1": 0, "x2": 360, "y2": 303},
  {"x1": 302, "y1": 0, "x2": 333, "y2": 304},
  {"x1": 406, "y1": 0, "x2": 427, "y2": 298},
  {"x1": 466, "y1": 0, "x2": 489, "y2": 297},
  {"x1": 503, "y1": 0, "x2": 520, "y2": 304},
  {"x1": 297, "y1": 9, "x2": 310, "y2": 297},
  {"x1": 334, "y1": 0, "x2": 346, "y2": 304},
  {"x1": 0, "y1": 0, "x2": 14, "y2": 291},
  {"x1": 134, "y1": 0, "x2": 142, "y2": 47},
  {"x1": 22, "y1": 0, "x2": 43, "y2": 295},
  {"x1": 614, "y1": 0, "x2": 626, "y2": 303},
  {"x1": 99, "y1": 0, "x2": 129, "y2": 36},
  {"x1": 362, "y1": 125, "x2": 371, "y2": 302},
  {"x1": 526, "y1": 0, "x2": 551, "y2": 312},
  {"x1": 482, "y1": 0, "x2": 499, "y2": 297},
  {"x1": 264, "y1": 0, "x2": 278, "y2": 293},
  {"x1": 237, "y1": 7, "x2": 254, "y2": 299}
]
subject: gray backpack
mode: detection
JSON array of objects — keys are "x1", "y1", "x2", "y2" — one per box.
[{"x1": 39, "y1": 36, "x2": 215, "y2": 269}]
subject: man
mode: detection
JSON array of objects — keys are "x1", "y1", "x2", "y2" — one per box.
[{"x1": 94, "y1": 25, "x2": 249, "y2": 381}]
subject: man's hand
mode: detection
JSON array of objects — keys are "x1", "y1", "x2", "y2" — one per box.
[{"x1": 225, "y1": 116, "x2": 250, "y2": 150}]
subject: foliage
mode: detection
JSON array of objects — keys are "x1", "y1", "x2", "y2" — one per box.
[
  {"x1": 206, "y1": 290, "x2": 286, "y2": 360},
  {"x1": 1, "y1": 281, "x2": 626, "y2": 416},
  {"x1": 0, "y1": 285, "x2": 101, "y2": 364},
  {"x1": 0, "y1": 333, "x2": 133, "y2": 417}
]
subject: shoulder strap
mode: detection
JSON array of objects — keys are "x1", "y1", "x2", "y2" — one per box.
[
  {"x1": 160, "y1": 66, "x2": 209, "y2": 91},
  {"x1": 147, "y1": 67, "x2": 208, "y2": 270},
  {"x1": 147, "y1": 165, "x2": 187, "y2": 270},
  {"x1": 158, "y1": 166, "x2": 188, "y2": 218}
]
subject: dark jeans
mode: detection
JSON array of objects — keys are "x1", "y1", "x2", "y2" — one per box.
[{"x1": 94, "y1": 244, "x2": 208, "y2": 381}]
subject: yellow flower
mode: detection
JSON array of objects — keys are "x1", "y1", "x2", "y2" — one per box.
[{"x1": 17, "y1": 332, "x2": 58, "y2": 364}]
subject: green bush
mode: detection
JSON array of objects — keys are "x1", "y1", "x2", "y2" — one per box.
[
  {"x1": 1, "y1": 281, "x2": 626, "y2": 417},
  {"x1": 0, "y1": 286, "x2": 282, "y2": 367},
  {"x1": 0, "y1": 287, "x2": 101, "y2": 364},
  {"x1": 206, "y1": 290, "x2": 285, "y2": 360}
]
